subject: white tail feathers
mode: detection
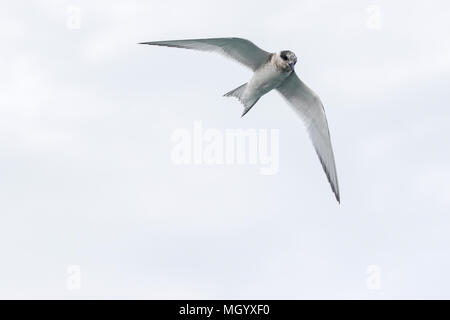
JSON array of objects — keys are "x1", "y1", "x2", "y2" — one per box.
[
  {"x1": 224, "y1": 83, "x2": 259, "y2": 117},
  {"x1": 223, "y1": 83, "x2": 247, "y2": 101}
]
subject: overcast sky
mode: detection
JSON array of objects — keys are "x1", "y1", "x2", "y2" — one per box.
[{"x1": 1, "y1": 0, "x2": 450, "y2": 299}]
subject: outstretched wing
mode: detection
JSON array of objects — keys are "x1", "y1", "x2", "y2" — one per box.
[
  {"x1": 277, "y1": 72, "x2": 340, "y2": 203},
  {"x1": 140, "y1": 37, "x2": 270, "y2": 71}
]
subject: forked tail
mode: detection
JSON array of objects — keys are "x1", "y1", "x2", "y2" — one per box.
[{"x1": 223, "y1": 83, "x2": 259, "y2": 117}]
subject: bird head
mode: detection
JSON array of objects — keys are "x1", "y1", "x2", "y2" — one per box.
[{"x1": 277, "y1": 50, "x2": 297, "y2": 72}]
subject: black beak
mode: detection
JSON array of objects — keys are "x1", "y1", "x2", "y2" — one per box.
[{"x1": 289, "y1": 58, "x2": 297, "y2": 69}]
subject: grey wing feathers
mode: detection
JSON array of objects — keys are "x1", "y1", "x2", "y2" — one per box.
[
  {"x1": 139, "y1": 37, "x2": 270, "y2": 71},
  {"x1": 277, "y1": 72, "x2": 340, "y2": 203}
]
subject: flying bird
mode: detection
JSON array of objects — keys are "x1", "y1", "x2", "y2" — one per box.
[{"x1": 140, "y1": 37, "x2": 340, "y2": 203}]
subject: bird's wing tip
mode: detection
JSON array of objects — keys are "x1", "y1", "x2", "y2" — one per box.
[{"x1": 335, "y1": 193, "x2": 341, "y2": 204}]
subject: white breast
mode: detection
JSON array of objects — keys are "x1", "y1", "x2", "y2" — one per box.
[{"x1": 244, "y1": 62, "x2": 291, "y2": 101}]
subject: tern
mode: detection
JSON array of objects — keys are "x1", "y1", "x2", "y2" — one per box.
[{"x1": 140, "y1": 37, "x2": 340, "y2": 203}]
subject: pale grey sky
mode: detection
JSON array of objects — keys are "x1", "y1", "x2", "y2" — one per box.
[{"x1": 1, "y1": 0, "x2": 450, "y2": 299}]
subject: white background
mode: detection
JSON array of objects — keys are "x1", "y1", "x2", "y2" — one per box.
[{"x1": 1, "y1": 0, "x2": 450, "y2": 299}]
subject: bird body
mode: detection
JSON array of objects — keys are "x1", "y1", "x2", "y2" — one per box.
[
  {"x1": 249, "y1": 54, "x2": 291, "y2": 96},
  {"x1": 225, "y1": 53, "x2": 293, "y2": 116},
  {"x1": 140, "y1": 38, "x2": 340, "y2": 202}
]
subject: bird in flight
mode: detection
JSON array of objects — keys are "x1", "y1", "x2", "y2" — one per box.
[{"x1": 140, "y1": 37, "x2": 340, "y2": 203}]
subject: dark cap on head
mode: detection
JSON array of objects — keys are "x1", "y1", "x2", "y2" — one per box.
[{"x1": 280, "y1": 50, "x2": 289, "y2": 61}]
